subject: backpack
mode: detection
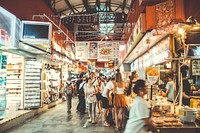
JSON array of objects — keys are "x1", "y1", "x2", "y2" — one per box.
[
  {"x1": 65, "y1": 83, "x2": 72, "y2": 95},
  {"x1": 79, "y1": 83, "x2": 85, "y2": 97}
]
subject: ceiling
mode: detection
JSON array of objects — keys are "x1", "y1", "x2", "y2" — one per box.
[{"x1": 44, "y1": 0, "x2": 134, "y2": 41}]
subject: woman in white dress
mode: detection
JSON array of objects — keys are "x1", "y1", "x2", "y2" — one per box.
[{"x1": 85, "y1": 78, "x2": 98, "y2": 124}]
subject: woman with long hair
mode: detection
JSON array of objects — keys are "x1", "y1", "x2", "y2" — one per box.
[
  {"x1": 113, "y1": 79, "x2": 127, "y2": 131},
  {"x1": 124, "y1": 79, "x2": 157, "y2": 133},
  {"x1": 85, "y1": 78, "x2": 98, "y2": 124},
  {"x1": 96, "y1": 77, "x2": 103, "y2": 114}
]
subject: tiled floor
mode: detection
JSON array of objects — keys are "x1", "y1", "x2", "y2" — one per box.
[{"x1": 4, "y1": 98, "x2": 117, "y2": 133}]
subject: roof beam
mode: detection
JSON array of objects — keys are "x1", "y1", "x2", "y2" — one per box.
[
  {"x1": 122, "y1": 0, "x2": 127, "y2": 11},
  {"x1": 64, "y1": 0, "x2": 76, "y2": 14},
  {"x1": 82, "y1": 0, "x2": 90, "y2": 12},
  {"x1": 108, "y1": 0, "x2": 112, "y2": 11},
  {"x1": 96, "y1": 0, "x2": 100, "y2": 11}
]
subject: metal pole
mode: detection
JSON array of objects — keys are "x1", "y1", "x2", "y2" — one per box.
[{"x1": 42, "y1": 14, "x2": 74, "y2": 43}]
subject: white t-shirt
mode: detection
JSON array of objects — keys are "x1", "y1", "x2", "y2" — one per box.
[
  {"x1": 165, "y1": 81, "x2": 175, "y2": 101},
  {"x1": 124, "y1": 96, "x2": 150, "y2": 133},
  {"x1": 102, "y1": 81, "x2": 114, "y2": 98},
  {"x1": 85, "y1": 85, "x2": 97, "y2": 103}
]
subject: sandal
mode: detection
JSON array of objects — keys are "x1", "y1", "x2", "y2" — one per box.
[{"x1": 88, "y1": 120, "x2": 92, "y2": 123}]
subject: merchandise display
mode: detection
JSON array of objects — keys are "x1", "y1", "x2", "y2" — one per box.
[
  {"x1": 44, "y1": 65, "x2": 61, "y2": 102},
  {"x1": 6, "y1": 54, "x2": 24, "y2": 109},
  {"x1": 24, "y1": 59, "x2": 42, "y2": 109},
  {"x1": 62, "y1": 64, "x2": 68, "y2": 82},
  {"x1": 0, "y1": 67, "x2": 7, "y2": 119}
]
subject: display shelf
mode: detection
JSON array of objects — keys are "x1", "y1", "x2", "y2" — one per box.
[
  {"x1": 6, "y1": 54, "x2": 24, "y2": 110},
  {"x1": 0, "y1": 68, "x2": 7, "y2": 119},
  {"x1": 24, "y1": 59, "x2": 42, "y2": 109}
]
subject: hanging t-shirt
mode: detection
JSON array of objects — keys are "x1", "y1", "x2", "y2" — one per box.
[
  {"x1": 85, "y1": 85, "x2": 97, "y2": 103},
  {"x1": 124, "y1": 96, "x2": 150, "y2": 133}
]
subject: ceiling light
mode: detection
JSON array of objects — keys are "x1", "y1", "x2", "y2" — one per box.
[
  {"x1": 178, "y1": 28, "x2": 185, "y2": 35},
  {"x1": 105, "y1": 36, "x2": 108, "y2": 40}
]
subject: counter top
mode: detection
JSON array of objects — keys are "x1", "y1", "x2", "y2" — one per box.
[{"x1": 157, "y1": 122, "x2": 200, "y2": 129}]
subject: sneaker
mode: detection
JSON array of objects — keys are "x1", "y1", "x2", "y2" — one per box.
[
  {"x1": 104, "y1": 121, "x2": 110, "y2": 127},
  {"x1": 92, "y1": 121, "x2": 97, "y2": 124}
]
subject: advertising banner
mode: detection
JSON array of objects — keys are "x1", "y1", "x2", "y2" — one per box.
[
  {"x1": 98, "y1": 42, "x2": 112, "y2": 59},
  {"x1": 98, "y1": 42, "x2": 119, "y2": 59},
  {"x1": 89, "y1": 42, "x2": 98, "y2": 58},
  {"x1": 151, "y1": 37, "x2": 170, "y2": 65},
  {"x1": 75, "y1": 42, "x2": 89, "y2": 59}
]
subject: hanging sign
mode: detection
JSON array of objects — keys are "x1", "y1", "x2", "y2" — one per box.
[
  {"x1": 98, "y1": 43, "x2": 112, "y2": 59},
  {"x1": 75, "y1": 42, "x2": 89, "y2": 59},
  {"x1": 192, "y1": 60, "x2": 200, "y2": 75},
  {"x1": 151, "y1": 37, "x2": 170, "y2": 65},
  {"x1": 89, "y1": 42, "x2": 98, "y2": 58},
  {"x1": 97, "y1": 42, "x2": 119, "y2": 59}
]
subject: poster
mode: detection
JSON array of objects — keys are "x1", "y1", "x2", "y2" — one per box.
[
  {"x1": 97, "y1": 42, "x2": 119, "y2": 59},
  {"x1": 75, "y1": 42, "x2": 88, "y2": 59},
  {"x1": 89, "y1": 42, "x2": 97, "y2": 58},
  {"x1": 98, "y1": 43, "x2": 112, "y2": 59},
  {"x1": 192, "y1": 60, "x2": 200, "y2": 75}
]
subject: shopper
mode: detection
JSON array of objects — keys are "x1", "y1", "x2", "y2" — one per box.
[
  {"x1": 77, "y1": 78, "x2": 87, "y2": 114},
  {"x1": 62, "y1": 78, "x2": 73, "y2": 114},
  {"x1": 85, "y1": 78, "x2": 97, "y2": 124},
  {"x1": 102, "y1": 77, "x2": 115, "y2": 127},
  {"x1": 181, "y1": 65, "x2": 191, "y2": 106},
  {"x1": 165, "y1": 74, "x2": 175, "y2": 102},
  {"x1": 116, "y1": 69, "x2": 122, "y2": 82},
  {"x1": 113, "y1": 79, "x2": 126, "y2": 131},
  {"x1": 76, "y1": 74, "x2": 83, "y2": 112},
  {"x1": 96, "y1": 77, "x2": 103, "y2": 114},
  {"x1": 126, "y1": 75, "x2": 133, "y2": 96},
  {"x1": 124, "y1": 79, "x2": 157, "y2": 133}
]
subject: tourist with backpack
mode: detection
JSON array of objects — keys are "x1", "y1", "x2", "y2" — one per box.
[{"x1": 62, "y1": 78, "x2": 73, "y2": 114}]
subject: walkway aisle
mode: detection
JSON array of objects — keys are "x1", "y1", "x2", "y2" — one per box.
[{"x1": 4, "y1": 97, "x2": 115, "y2": 133}]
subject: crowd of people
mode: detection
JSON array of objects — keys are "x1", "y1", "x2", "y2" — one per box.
[
  {"x1": 61, "y1": 66, "x2": 192, "y2": 133},
  {"x1": 62, "y1": 69, "x2": 158, "y2": 133}
]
